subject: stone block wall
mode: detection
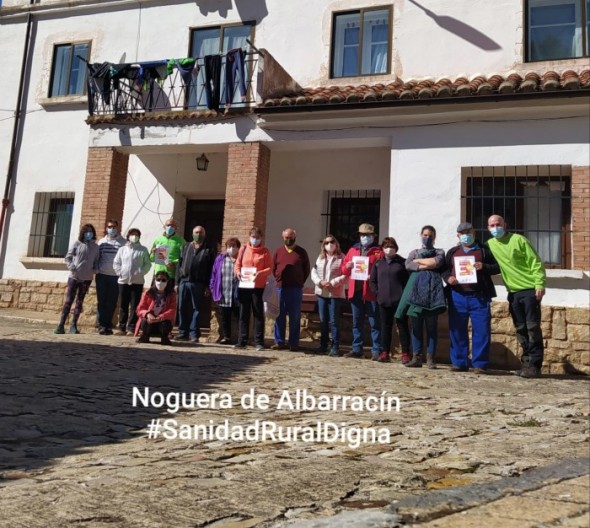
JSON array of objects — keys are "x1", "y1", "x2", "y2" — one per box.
[{"x1": 1, "y1": 278, "x2": 588, "y2": 375}]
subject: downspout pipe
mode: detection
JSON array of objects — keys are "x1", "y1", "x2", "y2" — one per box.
[{"x1": 0, "y1": 1, "x2": 35, "y2": 250}]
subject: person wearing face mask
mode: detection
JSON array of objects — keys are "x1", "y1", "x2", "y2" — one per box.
[
  {"x1": 341, "y1": 223, "x2": 384, "y2": 359},
  {"x1": 96, "y1": 219, "x2": 127, "y2": 335},
  {"x1": 55, "y1": 224, "x2": 100, "y2": 334},
  {"x1": 210, "y1": 237, "x2": 242, "y2": 345},
  {"x1": 175, "y1": 225, "x2": 215, "y2": 343},
  {"x1": 486, "y1": 214, "x2": 546, "y2": 378},
  {"x1": 272, "y1": 228, "x2": 311, "y2": 352},
  {"x1": 113, "y1": 228, "x2": 152, "y2": 335},
  {"x1": 234, "y1": 227, "x2": 273, "y2": 350},
  {"x1": 401, "y1": 225, "x2": 446, "y2": 369},
  {"x1": 135, "y1": 271, "x2": 177, "y2": 345},
  {"x1": 369, "y1": 237, "x2": 412, "y2": 364},
  {"x1": 442, "y1": 223, "x2": 500, "y2": 374},
  {"x1": 311, "y1": 235, "x2": 346, "y2": 356},
  {"x1": 150, "y1": 218, "x2": 186, "y2": 280}
]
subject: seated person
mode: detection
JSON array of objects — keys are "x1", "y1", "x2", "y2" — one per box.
[{"x1": 135, "y1": 271, "x2": 177, "y2": 345}]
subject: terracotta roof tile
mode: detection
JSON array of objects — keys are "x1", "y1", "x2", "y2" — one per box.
[{"x1": 261, "y1": 70, "x2": 590, "y2": 109}]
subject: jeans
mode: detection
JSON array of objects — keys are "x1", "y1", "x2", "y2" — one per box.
[
  {"x1": 379, "y1": 302, "x2": 411, "y2": 355},
  {"x1": 59, "y1": 277, "x2": 92, "y2": 326},
  {"x1": 275, "y1": 287, "x2": 303, "y2": 346},
  {"x1": 225, "y1": 48, "x2": 247, "y2": 105},
  {"x1": 508, "y1": 289, "x2": 544, "y2": 369},
  {"x1": 317, "y1": 296, "x2": 342, "y2": 351},
  {"x1": 96, "y1": 273, "x2": 120, "y2": 330},
  {"x1": 350, "y1": 290, "x2": 381, "y2": 354},
  {"x1": 238, "y1": 287, "x2": 265, "y2": 346},
  {"x1": 118, "y1": 283, "x2": 144, "y2": 332},
  {"x1": 178, "y1": 281, "x2": 205, "y2": 339},
  {"x1": 410, "y1": 311, "x2": 439, "y2": 356},
  {"x1": 448, "y1": 290, "x2": 491, "y2": 369}
]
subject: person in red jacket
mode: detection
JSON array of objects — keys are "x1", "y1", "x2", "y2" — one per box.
[
  {"x1": 135, "y1": 271, "x2": 177, "y2": 346},
  {"x1": 341, "y1": 223, "x2": 384, "y2": 359}
]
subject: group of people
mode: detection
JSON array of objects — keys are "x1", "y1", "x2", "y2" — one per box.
[{"x1": 55, "y1": 213, "x2": 546, "y2": 378}]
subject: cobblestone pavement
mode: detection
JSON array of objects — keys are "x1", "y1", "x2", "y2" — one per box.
[{"x1": 0, "y1": 311, "x2": 588, "y2": 527}]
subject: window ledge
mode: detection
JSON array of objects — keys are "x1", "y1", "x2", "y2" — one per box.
[
  {"x1": 39, "y1": 95, "x2": 88, "y2": 108},
  {"x1": 545, "y1": 269, "x2": 587, "y2": 280},
  {"x1": 20, "y1": 257, "x2": 67, "y2": 270}
]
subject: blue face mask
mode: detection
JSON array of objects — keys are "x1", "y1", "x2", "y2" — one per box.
[
  {"x1": 422, "y1": 236, "x2": 433, "y2": 248},
  {"x1": 490, "y1": 227, "x2": 505, "y2": 238},
  {"x1": 165, "y1": 226, "x2": 175, "y2": 236},
  {"x1": 84, "y1": 231, "x2": 93, "y2": 241},
  {"x1": 360, "y1": 235, "x2": 373, "y2": 247},
  {"x1": 107, "y1": 228, "x2": 117, "y2": 236},
  {"x1": 460, "y1": 234, "x2": 474, "y2": 246}
]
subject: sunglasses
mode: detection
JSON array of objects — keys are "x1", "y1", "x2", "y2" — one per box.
[
  {"x1": 155, "y1": 278, "x2": 168, "y2": 283},
  {"x1": 107, "y1": 225, "x2": 117, "y2": 228},
  {"x1": 324, "y1": 240, "x2": 335, "y2": 244}
]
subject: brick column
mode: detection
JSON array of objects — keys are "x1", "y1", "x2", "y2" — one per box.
[
  {"x1": 80, "y1": 147, "x2": 129, "y2": 230},
  {"x1": 571, "y1": 166, "x2": 589, "y2": 270},
  {"x1": 223, "y1": 142, "x2": 271, "y2": 243}
]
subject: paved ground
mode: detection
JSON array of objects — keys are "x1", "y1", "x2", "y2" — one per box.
[{"x1": 0, "y1": 309, "x2": 588, "y2": 527}]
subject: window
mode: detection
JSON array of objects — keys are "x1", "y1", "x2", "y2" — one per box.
[
  {"x1": 463, "y1": 166, "x2": 571, "y2": 268},
  {"x1": 188, "y1": 23, "x2": 254, "y2": 109},
  {"x1": 49, "y1": 42, "x2": 90, "y2": 97},
  {"x1": 322, "y1": 190, "x2": 380, "y2": 253},
  {"x1": 331, "y1": 7, "x2": 391, "y2": 78},
  {"x1": 29, "y1": 193, "x2": 74, "y2": 258},
  {"x1": 526, "y1": 0, "x2": 589, "y2": 61}
]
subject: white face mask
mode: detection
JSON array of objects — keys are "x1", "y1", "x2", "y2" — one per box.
[
  {"x1": 155, "y1": 280, "x2": 167, "y2": 291},
  {"x1": 129, "y1": 235, "x2": 139, "y2": 244},
  {"x1": 324, "y1": 242, "x2": 336, "y2": 253},
  {"x1": 227, "y1": 247, "x2": 238, "y2": 257},
  {"x1": 383, "y1": 247, "x2": 396, "y2": 258}
]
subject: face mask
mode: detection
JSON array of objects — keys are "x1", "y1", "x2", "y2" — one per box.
[
  {"x1": 155, "y1": 280, "x2": 167, "y2": 291},
  {"x1": 284, "y1": 238, "x2": 295, "y2": 247},
  {"x1": 193, "y1": 234, "x2": 203, "y2": 243},
  {"x1": 165, "y1": 226, "x2": 175, "y2": 236},
  {"x1": 84, "y1": 231, "x2": 93, "y2": 241},
  {"x1": 250, "y1": 237, "x2": 261, "y2": 247},
  {"x1": 383, "y1": 247, "x2": 396, "y2": 257},
  {"x1": 325, "y1": 243, "x2": 336, "y2": 253},
  {"x1": 422, "y1": 236, "x2": 433, "y2": 247},
  {"x1": 459, "y1": 234, "x2": 474, "y2": 246},
  {"x1": 107, "y1": 228, "x2": 117, "y2": 236},
  {"x1": 129, "y1": 235, "x2": 139, "y2": 244},
  {"x1": 227, "y1": 247, "x2": 238, "y2": 257},
  {"x1": 360, "y1": 235, "x2": 373, "y2": 247},
  {"x1": 490, "y1": 227, "x2": 505, "y2": 238}
]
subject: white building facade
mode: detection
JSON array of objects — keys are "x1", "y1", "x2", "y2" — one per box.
[{"x1": 0, "y1": 0, "x2": 588, "y2": 371}]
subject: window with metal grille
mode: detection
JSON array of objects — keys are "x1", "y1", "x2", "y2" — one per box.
[
  {"x1": 321, "y1": 190, "x2": 381, "y2": 253},
  {"x1": 28, "y1": 193, "x2": 75, "y2": 258},
  {"x1": 49, "y1": 42, "x2": 90, "y2": 97},
  {"x1": 462, "y1": 166, "x2": 571, "y2": 268}
]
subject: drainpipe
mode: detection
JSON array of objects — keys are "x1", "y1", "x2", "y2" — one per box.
[{"x1": 0, "y1": 1, "x2": 35, "y2": 249}]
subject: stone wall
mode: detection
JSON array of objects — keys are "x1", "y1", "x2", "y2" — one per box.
[{"x1": 1, "y1": 278, "x2": 588, "y2": 375}]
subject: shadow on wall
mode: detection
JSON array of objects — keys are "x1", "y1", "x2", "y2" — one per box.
[
  {"x1": 0, "y1": 337, "x2": 268, "y2": 474},
  {"x1": 408, "y1": 0, "x2": 502, "y2": 51},
  {"x1": 197, "y1": 0, "x2": 269, "y2": 22}
]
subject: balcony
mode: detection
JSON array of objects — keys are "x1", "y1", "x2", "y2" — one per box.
[{"x1": 86, "y1": 50, "x2": 262, "y2": 120}]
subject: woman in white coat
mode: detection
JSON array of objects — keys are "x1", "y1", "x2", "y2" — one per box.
[
  {"x1": 311, "y1": 235, "x2": 346, "y2": 356},
  {"x1": 113, "y1": 227, "x2": 151, "y2": 335}
]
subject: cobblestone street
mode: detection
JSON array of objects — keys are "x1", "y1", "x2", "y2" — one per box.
[{"x1": 0, "y1": 313, "x2": 588, "y2": 527}]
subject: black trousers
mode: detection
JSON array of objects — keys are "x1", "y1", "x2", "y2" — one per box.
[
  {"x1": 219, "y1": 304, "x2": 240, "y2": 340},
  {"x1": 140, "y1": 318, "x2": 172, "y2": 342},
  {"x1": 118, "y1": 283, "x2": 143, "y2": 332},
  {"x1": 237, "y1": 287, "x2": 265, "y2": 347},
  {"x1": 379, "y1": 302, "x2": 411, "y2": 355},
  {"x1": 508, "y1": 289, "x2": 544, "y2": 369}
]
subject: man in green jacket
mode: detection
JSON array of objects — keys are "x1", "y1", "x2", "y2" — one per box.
[
  {"x1": 487, "y1": 215, "x2": 546, "y2": 378},
  {"x1": 150, "y1": 218, "x2": 186, "y2": 279}
]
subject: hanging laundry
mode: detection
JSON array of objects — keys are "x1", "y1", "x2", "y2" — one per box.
[
  {"x1": 204, "y1": 54, "x2": 222, "y2": 111},
  {"x1": 225, "y1": 48, "x2": 247, "y2": 107}
]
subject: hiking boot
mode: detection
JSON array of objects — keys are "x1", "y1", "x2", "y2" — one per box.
[
  {"x1": 271, "y1": 343, "x2": 287, "y2": 350},
  {"x1": 401, "y1": 352, "x2": 411, "y2": 364},
  {"x1": 426, "y1": 354, "x2": 437, "y2": 369},
  {"x1": 69, "y1": 325, "x2": 80, "y2": 334},
  {"x1": 451, "y1": 365, "x2": 469, "y2": 372},
  {"x1": 405, "y1": 354, "x2": 423, "y2": 368},
  {"x1": 54, "y1": 325, "x2": 65, "y2": 335},
  {"x1": 518, "y1": 366, "x2": 541, "y2": 379}
]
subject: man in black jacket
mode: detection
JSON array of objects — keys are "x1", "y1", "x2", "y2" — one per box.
[
  {"x1": 175, "y1": 225, "x2": 215, "y2": 343},
  {"x1": 442, "y1": 223, "x2": 500, "y2": 374}
]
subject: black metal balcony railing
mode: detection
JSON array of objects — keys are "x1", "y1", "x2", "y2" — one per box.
[{"x1": 87, "y1": 51, "x2": 260, "y2": 117}]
